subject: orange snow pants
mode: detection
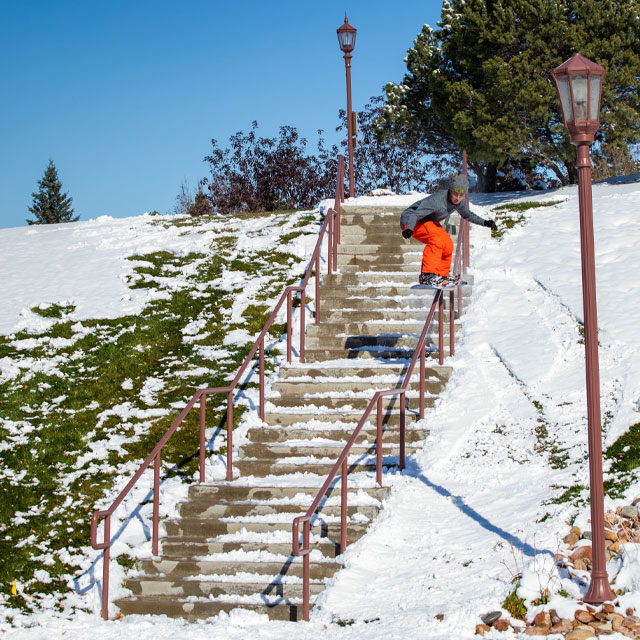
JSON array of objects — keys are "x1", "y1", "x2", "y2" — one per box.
[{"x1": 403, "y1": 220, "x2": 453, "y2": 277}]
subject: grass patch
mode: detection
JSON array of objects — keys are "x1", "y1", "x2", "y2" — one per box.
[
  {"x1": 491, "y1": 200, "x2": 563, "y2": 238},
  {"x1": 0, "y1": 212, "x2": 313, "y2": 613},
  {"x1": 503, "y1": 587, "x2": 527, "y2": 620},
  {"x1": 605, "y1": 422, "x2": 640, "y2": 498}
]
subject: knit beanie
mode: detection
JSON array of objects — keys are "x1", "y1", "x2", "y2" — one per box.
[{"x1": 448, "y1": 174, "x2": 469, "y2": 194}]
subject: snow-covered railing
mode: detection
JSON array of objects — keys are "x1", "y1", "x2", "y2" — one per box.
[
  {"x1": 291, "y1": 202, "x2": 467, "y2": 622},
  {"x1": 90, "y1": 156, "x2": 346, "y2": 620}
]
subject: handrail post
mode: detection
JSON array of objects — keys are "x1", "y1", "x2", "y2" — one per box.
[
  {"x1": 300, "y1": 288, "x2": 306, "y2": 363},
  {"x1": 199, "y1": 393, "x2": 206, "y2": 483},
  {"x1": 420, "y1": 344, "x2": 425, "y2": 419},
  {"x1": 399, "y1": 393, "x2": 406, "y2": 470},
  {"x1": 450, "y1": 290, "x2": 455, "y2": 357},
  {"x1": 152, "y1": 451, "x2": 160, "y2": 556},
  {"x1": 226, "y1": 392, "x2": 233, "y2": 481},
  {"x1": 376, "y1": 395, "x2": 383, "y2": 486},
  {"x1": 438, "y1": 292, "x2": 444, "y2": 366},
  {"x1": 328, "y1": 210, "x2": 334, "y2": 274},
  {"x1": 287, "y1": 289, "x2": 293, "y2": 364},
  {"x1": 332, "y1": 211, "x2": 338, "y2": 269},
  {"x1": 303, "y1": 520, "x2": 310, "y2": 621},
  {"x1": 101, "y1": 515, "x2": 111, "y2": 620},
  {"x1": 259, "y1": 340, "x2": 265, "y2": 421},
  {"x1": 314, "y1": 255, "x2": 321, "y2": 324},
  {"x1": 341, "y1": 458, "x2": 348, "y2": 553}
]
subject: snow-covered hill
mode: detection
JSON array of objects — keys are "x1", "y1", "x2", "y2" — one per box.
[{"x1": 3, "y1": 179, "x2": 640, "y2": 639}]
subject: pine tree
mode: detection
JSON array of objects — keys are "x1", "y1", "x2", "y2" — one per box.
[
  {"x1": 380, "y1": 0, "x2": 640, "y2": 190},
  {"x1": 27, "y1": 160, "x2": 78, "y2": 225}
]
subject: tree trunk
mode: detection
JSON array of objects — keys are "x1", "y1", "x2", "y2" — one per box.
[
  {"x1": 565, "y1": 160, "x2": 578, "y2": 184},
  {"x1": 470, "y1": 163, "x2": 498, "y2": 192}
]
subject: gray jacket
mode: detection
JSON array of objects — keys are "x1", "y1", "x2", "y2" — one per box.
[{"x1": 400, "y1": 189, "x2": 486, "y2": 232}]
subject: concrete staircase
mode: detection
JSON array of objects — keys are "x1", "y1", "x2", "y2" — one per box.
[{"x1": 115, "y1": 203, "x2": 472, "y2": 621}]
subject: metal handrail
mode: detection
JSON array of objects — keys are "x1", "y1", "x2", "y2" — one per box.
[
  {"x1": 291, "y1": 191, "x2": 468, "y2": 621},
  {"x1": 90, "y1": 155, "x2": 346, "y2": 620}
]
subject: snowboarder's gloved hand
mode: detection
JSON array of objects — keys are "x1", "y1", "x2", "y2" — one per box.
[
  {"x1": 484, "y1": 220, "x2": 498, "y2": 231},
  {"x1": 402, "y1": 228, "x2": 413, "y2": 239}
]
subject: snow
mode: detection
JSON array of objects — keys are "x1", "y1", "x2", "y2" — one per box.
[{"x1": 3, "y1": 180, "x2": 640, "y2": 638}]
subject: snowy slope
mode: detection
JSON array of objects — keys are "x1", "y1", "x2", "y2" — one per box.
[{"x1": 3, "y1": 180, "x2": 640, "y2": 639}]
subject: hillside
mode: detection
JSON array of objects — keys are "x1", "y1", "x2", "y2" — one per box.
[{"x1": 2, "y1": 179, "x2": 640, "y2": 639}]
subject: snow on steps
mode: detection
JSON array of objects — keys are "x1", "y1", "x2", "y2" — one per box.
[{"x1": 115, "y1": 203, "x2": 472, "y2": 621}]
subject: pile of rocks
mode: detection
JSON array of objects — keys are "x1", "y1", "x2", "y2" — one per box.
[
  {"x1": 476, "y1": 606, "x2": 640, "y2": 638},
  {"x1": 476, "y1": 502, "x2": 640, "y2": 638}
]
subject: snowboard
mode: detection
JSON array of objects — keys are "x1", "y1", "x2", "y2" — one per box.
[{"x1": 411, "y1": 280, "x2": 467, "y2": 291}]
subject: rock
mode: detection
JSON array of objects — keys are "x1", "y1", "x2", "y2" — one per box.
[
  {"x1": 583, "y1": 530, "x2": 593, "y2": 540},
  {"x1": 435, "y1": 613, "x2": 444, "y2": 621},
  {"x1": 550, "y1": 609, "x2": 560, "y2": 625},
  {"x1": 594, "y1": 622, "x2": 613, "y2": 635},
  {"x1": 602, "y1": 604, "x2": 615, "y2": 614},
  {"x1": 608, "y1": 541, "x2": 621, "y2": 554},
  {"x1": 534, "y1": 612, "x2": 553, "y2": 628},
  {"x1": 620, "y1": 505, "x2": 639, "y2": 519},
  {"x1": 481, "y1": 611, "x2": 502, "y2": 625},
  {"x1": 608, "y1": 613, "x2": 623, "y2": 630},
  {"x1": 565, "y1": 526, "x2": 582, "y2": 545},
  {"x1": 550, "y1": 619, "x2": 573, "y2": 633},
  {"x1": 625, "y1": 608, "x2": 635, "y2": 617},
  {"x1": 604, "y1": 529, "x2": 618, "y2": 542},
  {"x1": 493, "y1": 619, "x2": 511, "y2": 631},
  {"x1": 576, "y1": 610, "x2": 596, "y2": 623},
  {"x1": 571, "y1": 545, "x2": 593, "y2": 562},
  {"x1": 623, "y1": 615, "x2": 640, "y2": 627},
  {"x1": 566, "y1": 629, "x2": 596, "y2": 639},
  {"x1": 574, "y1": 558, "x2": 589, "y2": 571},
  {"x1": 524, "y1": 627, "x2": 550, "y2": 636},
  {"x1": 475, "y1": 623, "x2": 490, "y2": 636}
]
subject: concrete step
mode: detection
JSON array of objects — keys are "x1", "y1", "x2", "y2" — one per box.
[
  {"x1": 302, "y1": 347, "x2": 440, "y2": 362},
  {"x1": 266, "y1": 394, "x2": 435, "y2": 411},
  {"x1": 123, "y1": 576, "x2": 325, "y2": 599},
  {"x1": 271, "y1": 378, "x2": 445, "y2": 395},
  {"x1": 137, "y1": 558, "x2": 341, "y2": 580},
  {"x1": 178, "y1": 500, "x2": 382, "y2": 520},
  {"x1": 164, "y1": 519, "x2": 369, "y2": 539},
  {"x1": 247, "y1": 425, "x2": 428, "y2": 444},
  {"x1": 263, "y1": 409, "x2": 425, "y2": 425},
  {"x1": 278, "y1": 363, "x2": 452, "y2": 380},
  {"x1": 305, "y1": 321, "x2": 455, "y2": 337},
  {"x1": 187, "y1": 484, "x2": 391, "y2": 502},
  {"x1": 317, "y1": 294, "x2": 466, "y2": 310},
  {"x1": 237, "y1": 442, "x2": 421, "y2": 462},
  {"x1": 235, "y1": 458, "x2": 403, "y2": 477},
  {"x1": 311, "y1": 308, "x2": 454, "y2": 322},
  {"x1": 115, "y1": 595, "x2": 310, "y2": 621},
  {"x1": 318, "y1": 284, "x2": 471, "y2": 300},
  {"x1": 160, "y1": 538, "x2": 343, "y2": 559},
  {"x1": 336, "y1": 244, "x2": 423, "y2": 255},
  {"x1": 302, "y1": 335, "x2": 450, "y2": 350}
]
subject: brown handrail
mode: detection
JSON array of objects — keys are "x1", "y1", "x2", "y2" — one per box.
[
  {"x1": 90, "y1": 156, "x2": 346, "y2": 620},
  {"x1": 291, "y1": 161, "x2": 471, "y2": 619}
]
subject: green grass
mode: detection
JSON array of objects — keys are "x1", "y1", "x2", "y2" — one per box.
[
  {"x1": 605, "y1": 422, "x2": 640, "y2": 498},
  {"x1": 491, "y1": 200, "x2": 564, "y2": 238},
  {"x1": 0, "y1": 209, "x2": 317, "y2": 614},
  {"x1": 502, "y1": 587, "x2": 527, "y2": 620}
]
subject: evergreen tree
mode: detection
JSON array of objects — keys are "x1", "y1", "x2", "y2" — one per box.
[
  {"x1": 381, "y1": 0, "x2": 640, "y2": 190},
  {"x1": 27, "y1": 160, "x2": 78, "y2": 225}
]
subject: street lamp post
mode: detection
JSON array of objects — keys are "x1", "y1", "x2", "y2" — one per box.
[
  {"x1": 337, "y1": 13, "x2": 357, "y2": 198},
  {"x1": 552, "y1": 52, "x2": 615, "y2": 604}
]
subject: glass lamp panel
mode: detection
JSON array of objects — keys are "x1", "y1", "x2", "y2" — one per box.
[
  {"x1": 572, "y1": 74, "x2": 588, "y2": 121},
  {"x1": 589, "y1": 74, "x2": 602, "y2": 121},
  {"x1": 556, "y1": 75, "x2": 574, "y2": 123}
]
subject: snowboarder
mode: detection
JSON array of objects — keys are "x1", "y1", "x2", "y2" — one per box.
[{"x1": 400, "y1": 174, "x2": 497, "y2": 287}]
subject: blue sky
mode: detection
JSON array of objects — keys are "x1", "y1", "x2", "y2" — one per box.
[{"x1": 0, "y1": 1, "x2": 443, "y2": 229}]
